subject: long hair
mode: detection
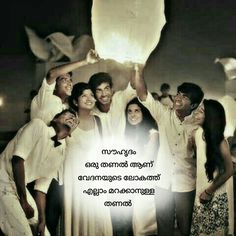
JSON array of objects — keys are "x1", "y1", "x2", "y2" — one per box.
[
  {"x1": 125, "y1": 98, "x2": 157, "y2": 146},
  {"x1": 68, "y1": 82, "x2": 91, "y2": 111},
  {"x1": 202, "y1": 99, "x2": 226, "y2": 181}
]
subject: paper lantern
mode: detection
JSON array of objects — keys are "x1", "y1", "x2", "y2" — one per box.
[{"x1": 92, "y1": 0, "x2": 166, "y2": 64}]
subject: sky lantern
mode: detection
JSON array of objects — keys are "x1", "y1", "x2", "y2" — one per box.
[{"x1": 92, "y1": 0, "x2": 166, "y2": 64}]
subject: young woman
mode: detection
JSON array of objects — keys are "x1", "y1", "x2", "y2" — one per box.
[
  {"x1": 125, "y1": 98, "x2": 159, "y2": 236},
  {"x1": 64, "y1": 82, "x2": 112, "y2": 236},
  {"x1": 190, "y1": 99, "x2": 233, "y2": 236}
]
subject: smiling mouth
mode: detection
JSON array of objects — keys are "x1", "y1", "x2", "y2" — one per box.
[
  {"x1": 101, "y1": 98, "x2": 109, "y2": 101},
  {"x1": 65, "y1": 87, "x2": 72, "y2": 92}
]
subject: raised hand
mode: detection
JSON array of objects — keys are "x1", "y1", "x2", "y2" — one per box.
[{"x1": 86, "y1": 49, "x2": 100, "y2": 64}]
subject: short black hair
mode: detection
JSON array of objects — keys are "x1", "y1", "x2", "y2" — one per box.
[
  {"x1": 160, "y1": 83, "x2": 170, "y2": 92},
  {"x1": 88, "y1": 72, "x2": 113, "y2": 95},
  {"x1": 177, "y1": 82, "x2": 204, "y2": 106},
  {"x1": 52, "y1": 109, "x2": 76, "y2": 120}
]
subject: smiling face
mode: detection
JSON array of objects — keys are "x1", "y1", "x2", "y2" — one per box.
[
  {"x1": 127, "y1": 104, "x2": 143, "y2": 126},
  {"x1": 53, "y1": 111, "x2": 79, "y2": 139},
  {"x1": 95, "y1": 82, "x2": 113, "y2": 106},
  {"x1": 76, "y1": 89, "x2": 96, "y2": 111},
  {"x1": 192, "y1": 104, "x2": 205, "y2": 125},
  {"x1": 56, "y1": 74, "x2": 73, "y2": 97},
  {"x1": 173, "y1": 92, "x2": 192, "y2": 113}
]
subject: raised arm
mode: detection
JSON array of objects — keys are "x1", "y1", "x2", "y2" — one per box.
[
  {"x1": 200, "y1": 139, "x2": 234, "y2": 203},
  {"x1": 134, "y1": 64, "x2": 147, "y2": 101},
  {"x1": 46, "y1": 49, "x2": 100, "y2": 84}
]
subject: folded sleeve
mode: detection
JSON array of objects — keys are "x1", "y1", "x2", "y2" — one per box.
[
  {"x1": 31, "y1": 78, "x2": 56, "y2": 119},
  {"x1": 34, "y1": 177, "x2": 52, "y2": 194},
  {"x1": 13, "y1": 119, "x2": 45, "y2": 160}
]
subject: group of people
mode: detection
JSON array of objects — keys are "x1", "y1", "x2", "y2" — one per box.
[{"x1": 0, "y1": 49, "x2": 234, "y2": 236}]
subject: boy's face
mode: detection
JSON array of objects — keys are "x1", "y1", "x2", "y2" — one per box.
[
  {"x1": 56, "y1": 74, "x2": 73, "y2": 97},
  {"x1": 54, "y1": 111, "x2": 78, "y2": 134},
  {"x1": 95, "y1": 82, "x2": 113, "y2": 106},
  {"x1": 173, "y1": 91, "x2": 192, "y2": 112}
]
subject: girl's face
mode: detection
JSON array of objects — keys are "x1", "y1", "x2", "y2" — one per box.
[
  {"x1": 127, "y1": 104, "x2": 143, "y2": 126},
  {"x1": 77, "y1": 89, "x2": 96, "y2": 110},
  {"x1": 192, "y1": 104, "x2": 205, "y2": 125}
]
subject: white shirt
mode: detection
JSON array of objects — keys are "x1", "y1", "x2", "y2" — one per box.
[
  {"x1": 31, "y1": 78, "x2": 68, "y2": 125},
  {"x1": 0, "y1": 119, "x2": 66, "y2": 193},
  {"x1": 93, "y1": 82, "x2": 136, "y2": 140},
  {"x1": 141, "y1": 92, "x2": 197, "y2": 192}
]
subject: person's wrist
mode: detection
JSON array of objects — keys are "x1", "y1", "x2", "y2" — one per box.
[
  {"x1": 205, "y1": 189, "x2": 213, "y2": 197},
  {"x1": 83, "y1": 59, "x2": 89, "y2": 65},
  {"x1": 38, "y1": 216, "x2": 46, "y2": 223},
  {"x1": 19, "y1": 196, "x2": 27, "y2": 203}
]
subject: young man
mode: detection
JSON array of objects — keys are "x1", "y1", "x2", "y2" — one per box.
[
  {"x1": 88, "y1": 71, "x2": 136, "y2": 139},
  {"x1": 0, "y1": 109, "x2": 78, "y2": 236},
  {"x1": 30, "y1": 49, "x2": 99, "y2": 235},
  {"x1": 31, "y1": 49, "x2": 99, "y2": 124},
  {"x1": 135, "y1": 65, "x2": 204, "y2": 236}
]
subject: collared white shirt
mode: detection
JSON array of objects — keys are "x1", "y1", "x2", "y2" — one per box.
[
  {"x1": 31, "y1": 78, "x2": 68, "y2": 125},
  {"x1": 0, "y1": 119, "x2": 66, "y2": 193},
  {"x1": 141, "y1": 92, "x2": 197, "y2": 192},
  {"x1": 93, "y1": 82, "x2": 136, "y2": 140}
]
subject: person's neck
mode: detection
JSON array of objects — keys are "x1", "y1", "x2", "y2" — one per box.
[
  {"x1": 175, "y1": 109, "x2": 190, "y2": 122},
  {"x1": 78, "y1": 109, "x2": 91, "y2": 118},
  {"x1": 53, "y1": 91, "x2": 68, "y2": 104},
  {"x1": 97, "y1": 103, "x2": 110, "y2": 113}
]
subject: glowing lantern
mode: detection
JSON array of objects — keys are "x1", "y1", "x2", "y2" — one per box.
[{"x1": 92, "y1": 0, "x2": 166, "y2": 64}]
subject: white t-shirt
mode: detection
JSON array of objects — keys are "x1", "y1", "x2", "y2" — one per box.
[
  {"x1": 0, "y1": 119, "x2": 66, "y2": 193},
  {"x1": 31, "y1": 78, "x2": 68, "y2": 125}
]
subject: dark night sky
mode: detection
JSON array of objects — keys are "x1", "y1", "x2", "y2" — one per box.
[
  {"x1": 0, "y1": 0, "x2": 92, "y2": 54},
  {"x1": 0, "y1": 0, "x2": 236, "y2": 131}
]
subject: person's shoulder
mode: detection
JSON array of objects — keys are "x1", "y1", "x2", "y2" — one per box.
[
  {"x1": 29, "y1": 118, "x2": 47, "y2": 128},
  {"x1": 194, "y1": 126, "x2": 203, "y2": 140}
]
